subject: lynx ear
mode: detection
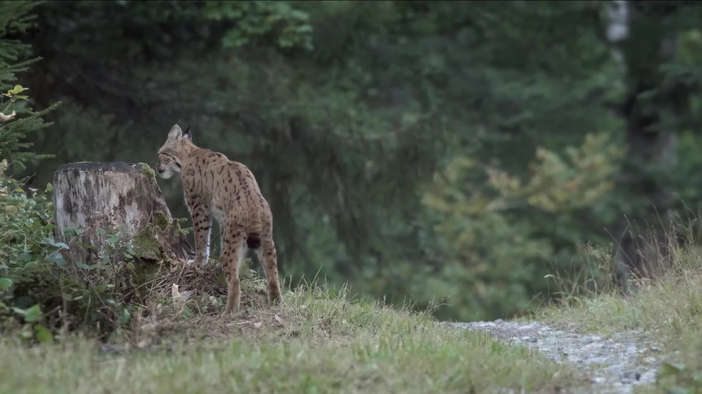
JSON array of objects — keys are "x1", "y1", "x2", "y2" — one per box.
[
  {"x1": 168, "y1": 124, "x2": 183, "y2": 139},
  {"x1": 183, "y1": 126, "x2": 192, "y2": 141}
]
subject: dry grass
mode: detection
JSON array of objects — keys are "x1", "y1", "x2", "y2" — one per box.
[{"x1": 115, "y1": 258, "x2": 275, "y2": 346}]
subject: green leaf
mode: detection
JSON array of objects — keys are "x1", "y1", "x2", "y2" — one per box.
[
  {"x1": 10, "y1": 84, "x2": 28, "y2": 94},
  {"x1": 43, "y1": 237, "x2": 69, "y2": 250},
  {"x1": 4, "y1": 84, "x2": 28, "y2": 98},
  {"x1": 660, "y1": 362, "x2": 687, "y2": 376},
  {"x1": 45, "y1": 250, "x2": 65, "y2": 266},
  {"x1": 120, "y1": 308, "x2": 131, "y2": 325},
  {"x1": 33, "y1": 324, "x2": 53, "y2": 343},
  {"x1": 0, "y1": 277, "x2": 12, "y2": 291},
  {"x1": 666, "y1": 387, "x2": 691, "y2": 394},
  {"x1": 76, "y1": 261, "x2": 93, "y2": 270},
  {"x1": 24, "y1": 304, "x2": 42, "y2": 322},
  {"x1": 20, "y1": 326, "x2": 33, "y2": 339},
  {"x1": 13, "y1": 304, "x2": 42, "y2": 322}
]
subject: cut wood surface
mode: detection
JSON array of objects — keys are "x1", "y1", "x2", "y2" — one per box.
[{"x1": 53, "y1": 161, "x2": 191, "y2": 264}]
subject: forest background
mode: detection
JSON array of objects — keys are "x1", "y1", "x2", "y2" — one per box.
[{"x1": 5, "y1": 1, "x2": 702, "y2": 321}]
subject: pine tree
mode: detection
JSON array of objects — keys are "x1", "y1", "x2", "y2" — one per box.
[{"x1": 0, "y1": 1, "x2": 56, "y2": 172}]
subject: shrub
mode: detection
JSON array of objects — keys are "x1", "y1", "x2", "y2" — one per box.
[
  {"x1": 0, "y1": 160, "x2": 57, "y2": 340},
  {"x1": 0, "y1": 161, "x2": 148, "y2": 340}
]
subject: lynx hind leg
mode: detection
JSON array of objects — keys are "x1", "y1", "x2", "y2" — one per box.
[
  {"x1": 223, "y1": 229, "x2": 246, "y2": 315},
  {"x1": 255, "y1": 236, "x2": 282, "y2": 303},
  {"x1": 188, "y1": 200, "x2": 212, "y2": 267}
]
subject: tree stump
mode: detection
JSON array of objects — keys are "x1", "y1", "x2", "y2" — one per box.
[{"x1": 53, "y1": 162, "x2": 191, "y2": 264}]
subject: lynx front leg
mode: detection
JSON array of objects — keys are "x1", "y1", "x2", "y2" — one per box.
[
  {"x1": 256, "y1": 237, "x2": 282, "y2": 303},
  {"x1": 187, "y1": 199, "x2": 212, "y2": 267},
  {"x1": 223, "y1": 226, "x2": 246, "y2": 315}
]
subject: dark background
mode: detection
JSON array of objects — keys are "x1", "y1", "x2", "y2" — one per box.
[{"x1": 8, "y1": 1, "x2": 702, "y2": 320}]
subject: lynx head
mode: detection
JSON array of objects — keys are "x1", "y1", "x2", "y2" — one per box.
[{"x1": 156, "y1": 124, "x2": 191, "y2": 179}]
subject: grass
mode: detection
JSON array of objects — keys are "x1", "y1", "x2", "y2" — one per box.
[
  {"x1": 0, "y1": 278, "x2": 583, "y2": 394},
  {"x1": 537, "y1": 265, "x2": 702, "y2": 337},
  {"x1": 13, "y1": 220, "x2": 702, "y2": 393},
  {"x1": 535, "y1": 235, "x2": 702, "y2": 392}
]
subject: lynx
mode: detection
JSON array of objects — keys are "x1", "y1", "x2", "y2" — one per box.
[{"x1": 156, "y1": 124, "x2": 281, "y2": 313}]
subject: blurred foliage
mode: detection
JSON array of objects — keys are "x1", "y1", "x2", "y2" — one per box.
[
  {"x1": 487, "y1": 133, "x2": 623, "y2": 213},
  {"x1": 203, "y1": 2, "x2": 313, "y2": 50},
  {"x1": 0, "y1": 160, "x2": 57, "y2": 341},
  {"x1": 0, "y1": 160, "x2": 171, "y2": 340},
  {"x1": 421, "y1": 133, "x2": 623, "y2": 318},
  {"x1": 0, "y1": 159, "x2": 54, "y2": 289},
  {"x1": 0, "y1": 2, "x2": 135, "y2": 340},
  {"x1": 0, "y1": 1, "x2": 56, "y2": 172},
  {"x1": 0, "y1": 1, "x2": 698, "y2": 321}
]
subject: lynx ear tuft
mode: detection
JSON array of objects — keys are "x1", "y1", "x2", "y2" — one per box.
[{"x1": 168, "y1": 124, "x2": 183, "y2": 138}]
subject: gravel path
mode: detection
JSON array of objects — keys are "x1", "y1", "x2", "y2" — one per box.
[{"x1": 452, "y1": 320, "x2": 662, "y2": 393}]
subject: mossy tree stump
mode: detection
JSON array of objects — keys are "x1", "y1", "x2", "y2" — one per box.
[{"x1": 53, "y1": 162, "x2": 191, "y2": 264}]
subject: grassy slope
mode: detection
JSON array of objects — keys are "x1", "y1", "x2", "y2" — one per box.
[
  {"x1": 4, "y1": 243, "x2": 702, "y2": 393},
  {"x1": 535, "y1": 245, "x2": 702, "y2": 392},
  {"x1": 0, "y1": 283, "x2": 582, "y2": 394}
]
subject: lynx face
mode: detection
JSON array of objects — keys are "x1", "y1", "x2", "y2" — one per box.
[
  {"x1": 157, "y1": 152, "x2": 181, "y2": 179},
  {"x1": 156, "y1": 124, "x2": 189, "y2": 179}
]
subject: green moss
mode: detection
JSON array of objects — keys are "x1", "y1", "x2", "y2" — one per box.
[
  {"x1": 138, "y1": 162, "x2": 156, "y2": 179},
  {"x1": 175, "y1": 217, "x2": 192, "y2": 236},
  {"x1": 131, "y1": 227, "x2": 161, "y2": 260},
  {"x1": 153, "y1": 211, "x2": 170, "y2": 231},
  {"x1": 129, "y1": 260, "x2": 161, "y2": 297}
]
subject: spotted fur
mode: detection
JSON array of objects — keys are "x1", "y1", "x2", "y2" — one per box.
[{"x1": 157, "y1": 124, "x2": 281, "y2": 313}]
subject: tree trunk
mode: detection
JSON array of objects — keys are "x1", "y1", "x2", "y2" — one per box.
[
  {"x1": 610, "y1": 2, "x2": 683, "y2": 287},
  {"x1": 53, "y1": 162, "x2": 191, "y2": 264}
]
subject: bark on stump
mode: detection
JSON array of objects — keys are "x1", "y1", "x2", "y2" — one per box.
[{"x1": 53, "y1": 162, "x2": 191, "y2": 264}]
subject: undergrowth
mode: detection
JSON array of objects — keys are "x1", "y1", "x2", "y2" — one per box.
[
  {"x1": 1, "y1": 160, "x2": 62, "y2": 341},
  {"x1": 0, "y1": 161, "x2": 197, "y2": 342}
]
